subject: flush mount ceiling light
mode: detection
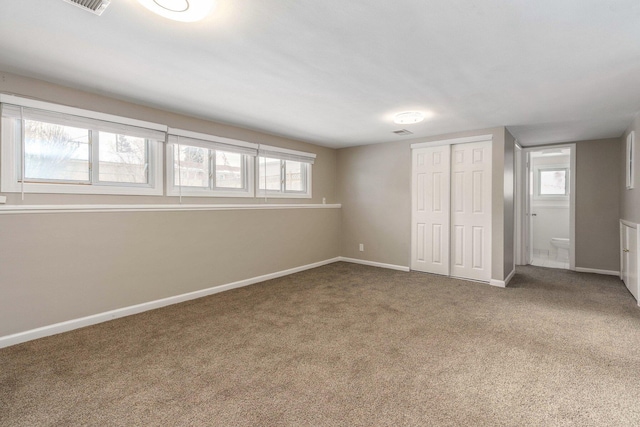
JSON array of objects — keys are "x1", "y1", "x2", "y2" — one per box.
[
  {"x1": 137, "y1": 0, "x2": 215, "y2": 22},
  {"x1": 393, "y1": 111, "x2": 425, "y2": 125}
]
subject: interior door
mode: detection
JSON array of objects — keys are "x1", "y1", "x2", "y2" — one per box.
[
  {"x1": 411, "y1": 146, "x2": 451, "y2": 275},
  {"x1": 450, "y1": 141, "x2": 492, "y2": 282},
  {"x1": 622, "y1": 224, "x2": 638, "y2": 300}
]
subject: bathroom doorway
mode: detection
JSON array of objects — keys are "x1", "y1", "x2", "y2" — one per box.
[{"x1": 522, "y1": 145, "x2": 575, "y2": 270}]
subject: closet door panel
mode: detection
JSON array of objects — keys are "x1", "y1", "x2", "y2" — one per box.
[
  {"x1": 450, "y1": 141, "x2": 492, "y2": 282},
  {"x1": 411, "y1": 146, "x2": 451, "y2": 275}
]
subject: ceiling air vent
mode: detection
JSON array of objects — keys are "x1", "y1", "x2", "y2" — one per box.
[
  {"x1": 63, "y1": 0, "x2": 111, "y2": 15},
  {"x1": 392, "y1": 129, "x2": 414, "y2": 136}
]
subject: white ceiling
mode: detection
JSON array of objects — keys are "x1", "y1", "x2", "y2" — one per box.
[{"x1": 1, "y1": 0, "x2": 639, "y2": 148}]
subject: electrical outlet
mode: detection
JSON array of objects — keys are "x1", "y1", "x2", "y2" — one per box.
[{"x1": 359, "y1": 243, "x2": 364, "y2": 252}]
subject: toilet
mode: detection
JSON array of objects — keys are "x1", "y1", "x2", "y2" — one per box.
[{"x1": 550, "y1": 238, "x2": 570, "y2": 262}]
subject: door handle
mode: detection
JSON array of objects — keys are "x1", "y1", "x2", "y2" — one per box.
[
  {"x1": 531, "y1": 213, "x2": 537, "y2": 216},
  {"x1": 623, "y1": 249, "x2": 630, "y2": 253}
]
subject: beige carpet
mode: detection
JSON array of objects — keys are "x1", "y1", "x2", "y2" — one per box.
[{"x1": 2, "y1": 263, "x2": 640, "y2": 426}]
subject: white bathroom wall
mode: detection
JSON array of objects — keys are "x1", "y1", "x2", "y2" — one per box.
[{"x1": 531, "y1": 154, "x2": 570, "y2": 258}]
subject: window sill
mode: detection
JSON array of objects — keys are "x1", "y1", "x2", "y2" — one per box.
[
  {"x1": 1, "y1": 182, "x2": 163, "y2": 196},
  {"x1": 256, "y1": 192, "x2": 312, "y2": 199},
  {"x1": 0, "y1": 203, "x2": 341, "y2": 214}
]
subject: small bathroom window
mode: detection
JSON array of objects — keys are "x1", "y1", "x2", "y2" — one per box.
[{"x1": 538, "y1": 167, "x2": 568, "y2": 196}]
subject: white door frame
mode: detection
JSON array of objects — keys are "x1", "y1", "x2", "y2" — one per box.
[
  {"x1": 519, "y1": 144, "x2": 576, "y2": 270},
  {"x1": 514, "y1": 143, "x2": 525, "y2": 265}
]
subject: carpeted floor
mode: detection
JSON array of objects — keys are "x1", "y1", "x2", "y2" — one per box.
[{"x1": 1, "y1": 263, "x2": 640, "y2": 426}]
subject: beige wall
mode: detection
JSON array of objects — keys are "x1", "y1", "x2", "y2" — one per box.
[
  {"x1": 5, "y1": 68, "x2": 629, "y2": 339},
  {"x1": 337, "y1": 126, "x2": 514, "y2": 281},
  {"x1": 0, "y1": 71, "x2": 337, "y2": 205},
  {"x1": 337, "y1": 139, "x2": 411, "y2": 266},
  {"x1": 621, "y1": 114, "x2": 640, "y2": 224},
  {"x1": 0, "y1": 72, "x2": 341, "y2": 337},
  {"x1": 574, "y1": 138, "x2": 621, "y2": 271},
  {"x1": 0, "y1": 208, "x2": 340, "y2": 336},
  {"x1": 524, "y1": 138, "x2": 621, "y2": 272}
]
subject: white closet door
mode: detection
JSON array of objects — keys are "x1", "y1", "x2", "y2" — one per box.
[
  {"x1": 411, "y1": 146, "x2": 451, "y2": 275},
  {"x1": 450, "y1": 141, "x2": 492, "y2": 282}
]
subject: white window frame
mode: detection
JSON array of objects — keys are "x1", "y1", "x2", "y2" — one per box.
[
  {"x1": 166, "y1": 145, "x2": 255, "y2": 198},
  {"x1": 166, "y1": 129, "x2": 256, "y2": 198},
  {"x1": 536, "y1": 166, "x2": 569, "y2": 198},
  {"x1": 256, "y1": 145, "x2": 315, "y2": 199},
  {"x1": 0, "y1": 95, "x2": 165, "y2": 196},
  {"x1": 257, "y1": 157, "x2": 312, "y2": 198}
]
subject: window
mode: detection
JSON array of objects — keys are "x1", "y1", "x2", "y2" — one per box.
[
  {"x1": 1, "y1": 96, "x2": 165, "y2": 195},
  {"x1": 1, "y1": 96, "x2": 317, "y2": 201},
  {"x1": 256, "y1": 146, "x2": 315, "y2": 198},
  {"x1": 258, "y1": 158, "x2": 309, "y2": 195},
  {"x1": 166, "y1": 130, "x2": 256, "y2": 197},
  {"x1": 537, "y1": 167, "x2": 568, "y2": 196}
]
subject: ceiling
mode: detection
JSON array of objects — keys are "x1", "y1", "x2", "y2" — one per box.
[{"x1": 1, "y1": 0, "x2": 639, "y2": 148}]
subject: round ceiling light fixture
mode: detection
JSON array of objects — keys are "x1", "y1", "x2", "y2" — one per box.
[
  {"x1": 137, "y1": 0, "x2": 215, "y2": 22},
  {"x1": 393, "y1": 111, "x2": 425, "y2": 125}
]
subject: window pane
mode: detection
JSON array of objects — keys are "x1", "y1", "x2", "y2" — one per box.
[
  {"x1": 258, "y1": 157, "x2": 281, "y2": 190},
  {"x1": 540, "y1": 169, "x2": 566, "y2": 195},
  {"x1": 285, "y1": 160, "x2": 304, "y2": 192},
  {"x1": 215, "y1": 151, "x2": 243, "y2": 189},
  {"x1": 24, "y1": 120, "x2": 89, "y2": 182},
  {"x1": 174, "y1": 145, "x2": 209, "y2": 188},
  {"x1": 98, "y1": 132, "x2": 148, "y2": 183}
]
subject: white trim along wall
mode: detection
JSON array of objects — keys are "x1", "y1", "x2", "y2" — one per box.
[
  {"x1": 0, "y1": 255, "x2": 428, "y2": 348},
  {"x1": 0, "y1": 203, "x2": 341, "y2": 215},
  {"x1": 0, "y1": 257, "x2": 340, "y2": 349}
]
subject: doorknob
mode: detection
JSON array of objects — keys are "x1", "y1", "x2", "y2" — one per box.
[
  {"x1": 623, "y1": 249, "x2": 630, "y2": 253},
  {"x1": 531, "y1": 213, "x2": 537, "y2": 216}
]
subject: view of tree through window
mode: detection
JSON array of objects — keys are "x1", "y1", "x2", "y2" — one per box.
[
  {"x1": 172, "y1": 146, "x2": 245, "y2": 190},
  {"x1": 99, "y1": 132, "x2": 147, "y2": 183},
  {"x1": 174, "y1": 145, "x2": 209, "y2": 187},
  {"x1": 23, "y1": 120, "x2": 150, "y2": 185},
  {"x1": 24, "y1": 120, "x2": 89, "y2": 182},
  {"x1": 215, "y1": 151, "x2": 243, "y2": 188},
  {"x1": 5, "y1": 102, "x2": 313, "y2": 197}
]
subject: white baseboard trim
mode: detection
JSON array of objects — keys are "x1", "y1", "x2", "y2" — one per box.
[
  {"x1": 575, "y1": 267, "x2": 620, "y2": 276},
  {"x1": 489, "y1": 268, "x2": 516, "y2": 288},
  {"x1": 338, "y1": 257, "x2": 410, "y2": 272},
  {"x1": 0, "y1": 257, "x2": 341, "y2": 349}
]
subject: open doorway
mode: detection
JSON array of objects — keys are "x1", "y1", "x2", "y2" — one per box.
[{"x1": 517, "y1": 144, "x2": 576, "y2": 270}]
